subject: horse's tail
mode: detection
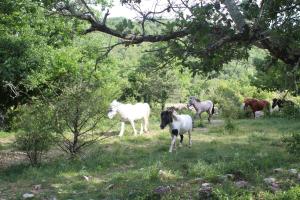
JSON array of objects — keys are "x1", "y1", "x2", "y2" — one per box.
[{"x1": 212, "y1": 103, "x2": 215, "y2": 115}]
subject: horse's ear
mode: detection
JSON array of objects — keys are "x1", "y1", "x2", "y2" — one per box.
[{"x1": 196, "y1": 98, "x2": 201, "y2": 102}]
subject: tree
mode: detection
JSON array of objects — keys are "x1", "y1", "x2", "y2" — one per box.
[
  {"x1": 0, "y1": 0, "x2": 82, "y2": 125},
  {"x1": 52, "y1": 76, "x2": 108, "y2": 157},
  {"x1": 45, "y1": 0, "x2": 299, "y2": 66},
  {"x1": 120, "y1": 47, "x2": 183, "y2": 109}
]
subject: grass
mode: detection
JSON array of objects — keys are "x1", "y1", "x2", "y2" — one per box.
[{"x1": 0, "y1": 117, "x2": 299, "y2": 199}]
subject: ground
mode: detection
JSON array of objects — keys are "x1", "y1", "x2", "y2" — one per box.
[{"x1": 0, "y1": 117, "x2": 299, "y2": 199}]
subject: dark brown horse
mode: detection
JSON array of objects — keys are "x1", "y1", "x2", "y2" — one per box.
[{"x1": 244, "y1": 98, "x2": 270, "y2": 118}]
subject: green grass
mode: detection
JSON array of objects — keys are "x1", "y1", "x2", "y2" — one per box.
[{"x1": 0, "y1": 118, "x2": 299, "y2": 199}]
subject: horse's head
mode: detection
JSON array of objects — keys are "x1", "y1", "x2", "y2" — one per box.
[
  {"x1": 272, "y1": 98, "x2": 278, "y2": 109},
  {"x1": 243, "y1": 102, "x2": 248, "y2": 111},
  {"x1": 160, "y1": 110, "x2": 173, "y2": 129},
  {"x1": 272, "y1": 98, "x2": 285, "y2": 108},
  {"x1": 187, "y1": 96, "x2": 198, "y2": 108},
  {"x1": 243, "y1": 98, "x2": 254, "y2": 110},
  {"x1": 107, "y1": 100, "x2": 120, "y2": 119}
]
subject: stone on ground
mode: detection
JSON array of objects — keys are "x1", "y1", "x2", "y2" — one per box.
[
  {"x1": 22, "y1": 193, "x2": 34, "y2": 199},
  {"x1": 234, "y1": 181, "x2": 248, "y2": 188},
  {"x1": 153, "y1": 185, "x2": 171, "y2": 195},
  {"x1": 264, "y1": 177, "x2": 276, "y2": 185},
  {"x1": 199, "y1": 183, "x2": 213, "y2": 199},
  {"x1": 288, "y1": 169, "x2": 297, "y2": 175},
  {"x1": 273, "y1": 168, "x2": 284, "y2": 173}
]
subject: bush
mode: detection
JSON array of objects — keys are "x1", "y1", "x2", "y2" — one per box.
[
  {"x1": 52, "y1": 78, "x2": 110, "y2": 158},
  {"x1": 212, "y1": 85, "x2": 240, "y2": 133},
  {"x1": 14, "y1": 103, "x2": 54, "y2": 166},
  {"x1": 282, "y1": 133, "x2": 300, "y2": 155},
  {"x1": 281, "y1": 105, "x2": 300, "y2": 119}
]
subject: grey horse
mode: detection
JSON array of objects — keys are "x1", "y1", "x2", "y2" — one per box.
[{"x1": 187, "y1": 96, "x2": 215, "y2": 123}]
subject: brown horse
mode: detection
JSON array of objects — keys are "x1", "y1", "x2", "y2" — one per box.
[{"x1": 244, "y1": 98, "x2": 270, "y2": 118}]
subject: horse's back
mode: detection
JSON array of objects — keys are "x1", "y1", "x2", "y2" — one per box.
[
  {"x1": 199, "y1": 100, "x2": 213, "y2": 111},
  {"x1": 119, "y1": 102, "x2": 150, "y2": 121},
  {"x1": 173, "y1": 114, "x2": 193, "y2": 133},
  {"x1": 135, "y1": 103, "x2": 150, "y2": 116},
  {"x1": 246, "y1": 99, "x2": 270, "y2": 111},
  {"x1": 131, "y1": 103, "x2": 150, "y2": 119}
]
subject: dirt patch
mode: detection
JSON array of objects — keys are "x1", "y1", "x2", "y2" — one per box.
[
  {"x1": 0, "y1": 150, "x2": 28, "y2": 169},
  {"x1": 193, "y1": 127, "x2": 209, "y2": 132},
  {"x1": 211, "y1": 119, "x2": 224, "y2": 126}
]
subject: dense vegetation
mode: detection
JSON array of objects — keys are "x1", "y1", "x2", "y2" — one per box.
[{"x1": 0, "y1": 0, "x2": 299, "y2": 199}]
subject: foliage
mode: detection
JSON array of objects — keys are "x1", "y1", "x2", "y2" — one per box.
[
  {"x1": 120, "y1": 48, "x2": 186, "y2": 109},
  {"x1": 282, "y1": 133, "x2": 300, "y2": 156},
  {"x1": 53, "y1": 81, "x2": 101, "y2": 157},
  {"x1": 0, "y1": 0, "x2": 83, "y2": 126},
  {"x1": 14, "y1": 102, "x2": 54, "y2": 166}
]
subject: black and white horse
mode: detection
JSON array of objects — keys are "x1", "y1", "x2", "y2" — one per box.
[
  {"x1": 272, "y1": 98, "x2": 295, "y2": 110},
  {"x1": 160, "y1": 108, "x2": 193, "y2": 153},
  {"x1": 187, "y1": 96, "x2": 214, "y2": 123}
]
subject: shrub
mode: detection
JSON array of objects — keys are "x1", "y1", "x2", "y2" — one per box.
[
  {"x1": 52, "y1": 78, "x2": 109, "y2": 158},
  {"x1": 282, "y1": 133, "x2": 300, "y2": 155},
  {"x1": 14, "y1": 103, "x2": 54, "y2": 166},
  {"x1": 281, "y1": 105, "x2": 300, "y2": 119},
  {"x1": 213, "y1": 86, "x2": 240, "y2": 132}
]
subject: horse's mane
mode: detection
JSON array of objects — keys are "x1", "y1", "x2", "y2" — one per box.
[{"x1": 195, "y1": 98, "x2": 201, "y2": 102}]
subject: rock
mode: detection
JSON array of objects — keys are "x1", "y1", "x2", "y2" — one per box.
[
  {"x1": 273, "y1": 168, "x2": 284, "y2": 173},
  {"x1": 225, "y1": 174, "x2": 235, "y2": 180},
  {"x1": 269, "y1": 182, "x2": 280, "y2": 192},
  {"x1": 159, "y1": 170, "x2": 166, "y2": 177},
  {"x1": 201, "y1": 183, "x2": 212, "y2": 187},
  {"x1": 234, "y1": 181, "x2": 248, "y2": 188},
  {"x1": 158, "y1": 170, "x2": 176, "y2": 180},
  {"x1": 153, "y1": 185, "x2": 171, "y2": 195},
  {"x1": 218, "y1": 174, "x2": 235, "y2": 182},
  {"x1": 199, "y1": 183, "x2": 213, "y2": 199},
  {"x1": 33, "y1": 184, "x2": 41, "y2": 191},
  {"x1": 83, "y1": 175, "x2": 91, "y2": 181},
  {"x1": 22, "y1": 193, "x2": 34, "y2": 199},
  {"x1": 106, "y1": 184, "x2": 114, "y2": 190},
  {"x1": 264, "y1": 177, "x2": 276, "y2": 185},
  {"x1": 288, "y1": 169, "x2": 297, "y2": 175},
  {"x1": 189, "y1": 177, "x2": 204, "y2": 184}
]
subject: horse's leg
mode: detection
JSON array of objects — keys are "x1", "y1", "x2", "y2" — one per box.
[
  {"x1": 179, "y1": 135, "x2": 183, "y2": 147},
  {"x1": 139, "y1": 121, "x2": 143, "y2": 135},
  {"x1": 188, "y1": 130, "x2": 192, "y2": 147},
  {"x1": 144, "y1": 116, "x2": 149, "y2": 133},
  {"x1": 169, "y1": 135, "x2": 176, "y2": 153},
  {"x1": 129, "y1": 120, "x2": 137, "y2": 136},
  {"x1": 207, "y1": 111, "x2": 211, "y2": 123},
  {"x1": 119, "y1": 122, "x2": 125, "y2": 137}
]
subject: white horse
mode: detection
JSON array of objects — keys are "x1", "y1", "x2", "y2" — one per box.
[
  {"x1": 160, "y1": 108, "x2": 193, "y2": 153},
  {"x1": 187, "y1": 96, "x2": 214, "y2": 123},
  {"x1": 107, "y1": 100, "x2": 150, "y2": 137}
]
